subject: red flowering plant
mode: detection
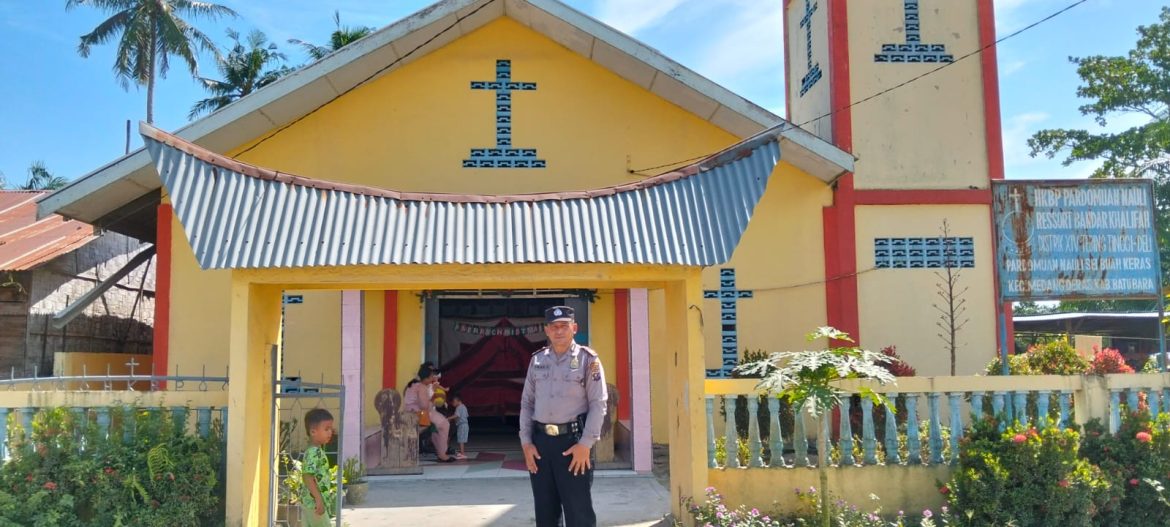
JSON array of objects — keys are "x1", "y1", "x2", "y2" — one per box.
[
  {"x1": 1088, "y1": 346, "x2": 1136, "y2": 375},
  {"x1": 946, "y1": 417, "x2": 1111, "y2": 527},
  {"x1": 1081, "y1": 412, "x2": 1170, "y2": 526}
]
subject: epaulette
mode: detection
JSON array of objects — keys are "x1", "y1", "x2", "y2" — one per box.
[
  {"x1": 580, "y1": 345, "x2": 598, "y2": 357},
  {"x1": 532, "y1": 347, "x2": 549, "y2": 356}
]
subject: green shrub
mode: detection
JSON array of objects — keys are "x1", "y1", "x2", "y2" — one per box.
[
  {"x1": 0, "y1": 406, "x2": 224, "y2": 526},
  {"x1": 947, "y1": 418, "x2": 1110, "y2": 527},
  {"x1": 985, "y1": 340, "x2": 1089, "y2": 376}
]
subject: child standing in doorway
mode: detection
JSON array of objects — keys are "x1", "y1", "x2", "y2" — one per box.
[
  {"x1": 450, "y1": 394, "x2": 470, "y2": 460},
  {"x1": 300, "y1": 408, "x2": 336, "y2": 527}
]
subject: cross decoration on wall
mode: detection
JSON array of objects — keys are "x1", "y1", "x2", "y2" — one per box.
[
  {"x1": 463, "y1": 60, "x2": 546, "y2": 168},
  {"x1": 874, "y1": 0, "x2": 954, "y2": 63},
  {"x1": 704, "y1": 268, "x2": 753, "y2": 378}
]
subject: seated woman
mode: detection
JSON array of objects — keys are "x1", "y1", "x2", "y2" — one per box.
[{"x1": 403, "y1": 364, "x2": 454, "y2": 463}]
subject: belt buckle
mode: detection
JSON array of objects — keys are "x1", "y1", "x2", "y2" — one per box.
[{"x1": 544, "y1": 424, "x2": 559, "y2": 436}]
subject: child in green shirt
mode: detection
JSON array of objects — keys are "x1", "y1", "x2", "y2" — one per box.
[{"x1": 300, "y1": 408, "x2": 336, "y2": 527}]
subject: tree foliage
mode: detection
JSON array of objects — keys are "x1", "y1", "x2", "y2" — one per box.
[
  {"x1": 288, "y1": 10, "x2": 374, "y2": 63},
  {"x1": 67, "y1": 0, "x2": 237, "y2": 123},
  {"x1": 190, "y1": 29, "x2": 291, "y2": 119},
  {"x1": 1029, "y1": 7, "x2": 1170, "y2": 303}
]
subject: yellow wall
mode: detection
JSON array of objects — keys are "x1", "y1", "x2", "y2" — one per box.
[
  {"x1": 281, "y1": 291, "x2": 341, "y2": 384},
  {"x1": 395, "y1": 292, "x2": 424, "y2": 392},
  {"x1": 701, "y1": 163, "x2": 833, "y2": 370},
  {"x1": 847, "y1": 1, "x2": 989, "y2": 189},
  {"x1": 590, "y1": 291, "x2": 617, "y2": 386},
  {"x1": 784, "y1": 0, "x2": 833, "y2": 142},
  {"x1": 709, "y1": 465, "x2": 950, "y2": 515},
  {"x1": 168, "y1": 214, "x2": 231, "y2": 376},
  {"x1": 855, "y1": 205, "x2": 997, "y2": 375},
  {"x1": 229, "y1": 18, "x2": 738, "y2": 196},
  {"x1": 362, "y1": 292, "x2": 384, "y2": 430},
  {"x1": 649, "y1": 288, "x2": 669, "y2": 443}
]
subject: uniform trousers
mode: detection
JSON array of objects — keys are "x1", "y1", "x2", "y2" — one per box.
[{"x1": 530, "y1": 430, "x2": 595, "y2": 527}]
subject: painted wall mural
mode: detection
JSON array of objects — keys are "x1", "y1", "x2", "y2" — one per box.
[
  {"x1": 874, "y1": 0, "x2": 954, "y2": 63},
  {"x1": 463, "y1": 59, "x2": 546, "y2": 168},
  {"x1": 704, "y1": 268, "x2": 753, "y2": 378}
]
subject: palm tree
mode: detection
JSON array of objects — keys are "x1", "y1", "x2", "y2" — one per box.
[
  {"x1": 22, "y1": 162, "x2": 69, "y2": 191},
  {"x1": 67, "y1": 0, "x2": 237, "y2": 123},
  {"x1": 288, "y1": 10, "x2": 374, "y2": 62},
  {"x1": 189, "y1": 29, "x2": 291, "y2": 119}
]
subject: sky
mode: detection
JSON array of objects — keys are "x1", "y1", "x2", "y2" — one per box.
[{"x1": 0, "y1": 0, "x2": 1164, "y2": 187}]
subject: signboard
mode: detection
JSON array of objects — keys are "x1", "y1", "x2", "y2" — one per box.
[
  {"x1": 993, "y1": 180, "x2": 1161, "y2": 301},
  {"x1": 282, "y1": 294, "x2": 304, "y2": 305}
]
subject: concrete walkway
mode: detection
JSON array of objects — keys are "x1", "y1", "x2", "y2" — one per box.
[{"x1": 343, "y1": 473, "x2": 671, "y2": 526}]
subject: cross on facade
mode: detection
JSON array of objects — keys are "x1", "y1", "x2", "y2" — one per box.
[
  {"x1": 1008, "y1": 186, "x2": 1027, "y2": 213},
  {"x1": 798, "y1": 0, "x2": 823, "y2": 96},
  {"x1": 874, "y1": 0, "x2": 953, "y2": 63},
  {"x1": 125, "y1": 357, "x2": 139, "y2": 377},
  {"x1": 463, "y1": 60, "x2": 546, "y2": 169},
  {"x1": 704, "y1": 268, "x2": 753, "y2": 378}
]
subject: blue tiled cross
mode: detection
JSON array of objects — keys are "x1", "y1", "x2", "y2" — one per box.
[
  {"x1": 874, "y1": 0, "x2": 953, "y2": 63},
  {"x1": 705, "y1": 269, "x2": 753, "y2": 378},
  {"x1": 798, "y1": 0, "x2": 822, "y2": 96},
  {"x1": 463, "y1": 60, "x2": 546, "y2": 169}
]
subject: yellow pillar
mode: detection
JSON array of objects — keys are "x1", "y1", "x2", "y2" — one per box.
[
  {"x1": 664, "y1": 272, "x2": 708, "y2": 521},
  {"x1": 225, "y1": 278, "x2": 282, "y2": 526}
]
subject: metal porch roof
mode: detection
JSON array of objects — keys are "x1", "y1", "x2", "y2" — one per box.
[
  {"x1": 0, "y1": 192, "x2": 96, "y2": 271},
  {"x1": 143, "y1": 123, "x2": 785, "y2": 269}
]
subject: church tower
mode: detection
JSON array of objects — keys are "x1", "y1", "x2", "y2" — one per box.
[{"x1": 784, "y1": 0, "x2": 1006, "y2": 374}]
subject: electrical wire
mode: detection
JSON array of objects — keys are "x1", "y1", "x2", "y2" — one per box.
[{"x1": 627, "y1": 0, "x2": 1091, "y2": 176}]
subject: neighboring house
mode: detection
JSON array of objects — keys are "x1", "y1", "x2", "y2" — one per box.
[{"x1": 0, "y1": 191, "x2": 154, "y2": 376}]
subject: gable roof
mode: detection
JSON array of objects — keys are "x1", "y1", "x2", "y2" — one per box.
[
  {"x1": 0, "y1": 192, "x2": 96, "y2": 271},
  {"x1": 143, "y1": 121, "x2": 785, "y2": 268},
  {"x1": 39, "y1": 0, "x2": 853, "y2": 240}
]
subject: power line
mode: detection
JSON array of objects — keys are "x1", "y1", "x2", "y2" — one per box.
[
  {"x1": 628, "y1": 0, "x2": 1091, "y2": 176},
  {"x1": 236, "y1": 0, "x2": 501, "y2": 158}
]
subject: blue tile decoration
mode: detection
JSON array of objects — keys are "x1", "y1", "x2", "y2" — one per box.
[
  {"x1": 874, "y1": 0, "x2": 954, "y2": 63},
  {"x1": 798, "y1": 0, "x2": 823, "y2": 96},
  {"x1": 874, "y1": 237, "x2": 975, "y2": 269},
  {"x1": 704, "y1": 269, "x2": 754, "y2": 378},
  {"x1": 464, "y1": 60, "x2": 545, "y2": 168}
]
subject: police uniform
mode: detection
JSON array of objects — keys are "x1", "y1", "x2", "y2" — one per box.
[{"x1": 520, "y1": 306, "x2": 608, "y2": 527}]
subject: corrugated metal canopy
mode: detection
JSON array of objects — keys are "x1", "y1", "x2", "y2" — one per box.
[{"x1": 143, "y1": 122, "x2": 785, "y2": 269}]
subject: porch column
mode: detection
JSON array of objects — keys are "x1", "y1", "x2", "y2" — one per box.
[
  {"x1": 664, "y1": 272, "x2": 707, "y2": 520},
  {"x1": 629, "y1": 288, "x2": 652, "y2": 473},
  {"x1": 340, "y1": 291, "x2": 363, "y2": 466},
  {"x1": 225, "y1": 279, "x2": 282, "y2": 526}
]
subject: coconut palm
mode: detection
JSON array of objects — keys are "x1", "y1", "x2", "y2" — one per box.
[
  {"x1": 21, "y1": 162, "x2": 69, "y2": 191},
  {"x1": 288, "y1": 10, "x2": 374, "y2": 62},
  {"x1": 66, "y1": 0, "x2": 237, "y2": 123},
  {"x1": 189, "y1": 29, "x2": 291, "y2": 119}
]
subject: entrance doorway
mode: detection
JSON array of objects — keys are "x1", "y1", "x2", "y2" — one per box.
[{"x1": 423, "y1": 293, "x2": 591, "y2": 456}]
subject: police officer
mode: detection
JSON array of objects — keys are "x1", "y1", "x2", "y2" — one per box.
[{"x1": 520, "y1": 306, "x2": 607, "y2": 527}]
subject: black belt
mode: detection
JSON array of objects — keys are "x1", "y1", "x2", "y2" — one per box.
[{"x1": 534, "y1": 420, "x2": 581, "y2": 437}]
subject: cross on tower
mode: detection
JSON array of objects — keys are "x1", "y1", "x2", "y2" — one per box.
[
  {"x1": 798, "y1": 0, "x2": 822, "y2": 96},
  {"x1": 704, "y1": 269, "x2": 753, "y2": 378},
  {"x1": 463, "y1": 60, "x2": 546, "y2": 169},
  {"x1": 874, "y1": 0, "x2": 953, "y2": 63}
]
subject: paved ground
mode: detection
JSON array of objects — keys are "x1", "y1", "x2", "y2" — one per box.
[{"x1": 343, "y1": 472, "x2": 672, "y2": 526}]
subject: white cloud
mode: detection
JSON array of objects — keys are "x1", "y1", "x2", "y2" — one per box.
[
  {"x1": 594, "y1": 0, "x2": 690, "y2": 35},
  {"x1": 693, "y1": 1, "x2": 783, "y2": 83},
  {"x1": 1001, "y1": 60, "x2": 1027, "y2": 76},
  {"x1": 1002, "y1": 111, "x2": 1049, "y2": 168}
]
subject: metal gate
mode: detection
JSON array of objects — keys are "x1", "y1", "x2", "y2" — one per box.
[{"x1": 270, "y1": 345, "x2": 346, "y2": 527}]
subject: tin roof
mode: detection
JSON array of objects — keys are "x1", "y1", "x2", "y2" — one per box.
[
  {"x1": 143, "y1": 122, "x2": 785, "y2": 269},
  {"x1": 0, "y1": 192, "x2": 96, "y2": 271},
  {"x1": 38, "y1": 0, "x2": 852, "y2": 240}
]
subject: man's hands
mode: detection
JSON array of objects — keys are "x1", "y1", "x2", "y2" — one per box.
[
  {"x1": 523, "y1": 443, "x2": 541, "y2": 473},
  {"x1": 563, "y1": 443, "x2": 591, "y2": 475}
]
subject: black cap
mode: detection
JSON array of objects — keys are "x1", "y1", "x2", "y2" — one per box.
[{"x1": 545, "y1": 306, "x2": 575, "y2": 324}]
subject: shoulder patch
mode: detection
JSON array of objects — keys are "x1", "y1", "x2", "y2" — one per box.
[{"x1": 589, "y1": 360, "x2": 601, "y2": 381}]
